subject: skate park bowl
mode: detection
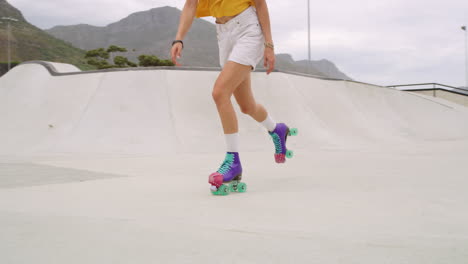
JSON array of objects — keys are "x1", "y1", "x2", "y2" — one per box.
[{"x1": 1, "y1": 61, "x2": 468, "y2": 263}]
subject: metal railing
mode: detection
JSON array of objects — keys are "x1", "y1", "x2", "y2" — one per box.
[{"x1": 387, "y1": 83, "x2": 468, "y2": 96}]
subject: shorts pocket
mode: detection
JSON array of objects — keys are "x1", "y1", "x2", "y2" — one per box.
[
  {"x1": 246, "y1": 22, "x2": 263, "y2": 36},
  {"x1": 216, "y1": 25, "x2": 227, "y2": 42}
]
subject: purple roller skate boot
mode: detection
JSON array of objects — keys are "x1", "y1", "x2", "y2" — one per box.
[
  {"x1": 208, "y1": 152, "x2": 247, "y2": 195},
  {"x1": 268, "y1": 123, "x2": 298, "y2": 163}
]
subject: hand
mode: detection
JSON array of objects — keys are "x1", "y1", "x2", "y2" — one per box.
[
  {"x1": 263, "y1": 47, "x2": 275, "y2": 74},
  {"x1": 171, "y1": 43, "x2": 183, "y2": 66}
]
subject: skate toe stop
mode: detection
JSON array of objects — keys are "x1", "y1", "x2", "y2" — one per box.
[
  {"x1": 274, "y1": 153, "x2": 286, "y2": 163},
  {"x1": 209, "y1": 172, "x2": 224, "y2": 187}
]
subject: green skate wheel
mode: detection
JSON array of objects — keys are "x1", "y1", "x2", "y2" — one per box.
[
  {"x1": 288, "y1": 128, "x2": 298, "y2": 136},
  {"x1": 212, "y1": 184, "x2": 229, "y2": 196},
  {"x1": 286, "y1": 150, "x2": 294, "y2": 159},
  {"x1": 237, "y1": 182, "x2": 247, "y2": 193},
  {"x1": 229, "y1": 181, "x2": 238, "y2": 192}
]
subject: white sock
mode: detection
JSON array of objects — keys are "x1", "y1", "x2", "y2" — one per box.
[
  {"x1": 260, "y1": 115, "x2": 277, "y2": 132},
  {"x1": 225, "y1": 133, "x2": 240, "y2": 152}
]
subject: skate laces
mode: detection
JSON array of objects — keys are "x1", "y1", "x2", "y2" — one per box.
[
  {"x1": 269, "y1": 132, "x2": 282, "y2": 154},
  {"x1": 217, "y1": 153, "x2": 235, "y2": 175}
]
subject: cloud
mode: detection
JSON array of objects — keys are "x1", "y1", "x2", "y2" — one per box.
[
  {"x1": 8, "y1": 0, "x2": 187, "y2": 28},
  {"x1": 8, "y1": 0, "x2": 468, "y2": 86},
  {"x1": 269, "y1": 0, "x2": 468, "y2": 86}
]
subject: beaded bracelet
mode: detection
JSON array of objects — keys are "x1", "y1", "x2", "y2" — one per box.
[{"x1": 264, "y1": 42, "x2": 274, "y2": 50}]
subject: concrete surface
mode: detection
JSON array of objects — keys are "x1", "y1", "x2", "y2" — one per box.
[
  {"x1": 411, "y1": 90, "x2": 468, "y2": 107},
  {"x1": 0, "y1": 62, "x2": 468, "y2": 263}
]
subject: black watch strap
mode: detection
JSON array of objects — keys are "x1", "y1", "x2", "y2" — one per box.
[{"x1": 172, "y1": 40, "x2": 184, "y2": 49}]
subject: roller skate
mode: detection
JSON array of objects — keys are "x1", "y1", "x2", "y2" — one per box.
[
  {"x1": 269, "y1": 123, "x2": 298, "y2": 163},
  {"x1": 208, "y1": 152, "x2": 247, "y2": 196}
]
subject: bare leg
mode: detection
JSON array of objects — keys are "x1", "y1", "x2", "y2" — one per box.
[
  {"x1": 233, "y1": 72, "x2": 268, "y2": 122},
  {"x1": 212, "y1": 61, "x2": 252, "y2": 134}
]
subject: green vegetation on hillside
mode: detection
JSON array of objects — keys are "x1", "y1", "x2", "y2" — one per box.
[
  {"x1": 1, "y1": 1, "x2": 176, "y2": 72},
  {"x1": 138, "y1": 55, "x2": 174, "y2": 67},
  {"x1": 85, "y1": 45, "x2": 174, "y2": 69},
  {"x1": 0, "y1": 0, "x2": 92, "y2": 70}
]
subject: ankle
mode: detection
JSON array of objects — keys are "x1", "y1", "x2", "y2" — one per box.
[
  {"x1": 260, "y1": 115, "x2": 277, "y2": 132},
  {"x1": 225, "y1": 133, "x2": 240, "y2": 152}
]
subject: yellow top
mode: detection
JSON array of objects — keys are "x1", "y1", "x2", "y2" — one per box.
[{"x1": 196, "y1": 0, "x2": 256, "y2": 18}]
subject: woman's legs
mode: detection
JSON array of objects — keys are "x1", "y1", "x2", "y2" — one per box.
[
  {"x1": 234, "y1": 71, "x2": 277, "y2": 132},
  {"x1": 210, "y1": 61, "x2": 250, "y2": 193},
  {"x1": 213, "y1": 60, "x2": 276, "y2": 138},
  {"x1": 212, "y1": 61, "x2": 252, "y2": 134},
  {"x1": 233, "y1": 72, "x2": 267, "y2": 122}
]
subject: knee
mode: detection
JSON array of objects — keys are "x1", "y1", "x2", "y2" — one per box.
[
  {"x1": 240, "y1": 103, "x2": 256, "y2": 116},
  {"x1": 212, "y1": 86, "x2": 229, "y2": 105}
]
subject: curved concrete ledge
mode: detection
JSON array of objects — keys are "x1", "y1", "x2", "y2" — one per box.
[
  {"x1": 1, "y1": 59, "x2": 468, "y2": 157},
  {"x1": 19, "y1": 60, "x2": 373, "y2": 86}
]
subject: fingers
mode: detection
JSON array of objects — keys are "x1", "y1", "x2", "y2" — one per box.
[
  {"x1": 171, "y1": 44, "x2": 182, "y2": 66},
  {"x1": 171, "y1": 48, "x2": 177, "y2": 65},
  {"x1": 265, "y1": 58, "x2": 275, "y2": 75},
  {"x1": 269, "y1": 61, "x2": 275, "y2": 74},
  {"x1": 264, "y1": 58, "x2": 270, "y2": 74},
  {"x1": 177, "y1": 52, "x2": 182, "y2": 66}
]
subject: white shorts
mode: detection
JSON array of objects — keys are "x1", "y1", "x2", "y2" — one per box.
[{"x1": 215, "y1": 6, "x2": 265, "y2": 71}]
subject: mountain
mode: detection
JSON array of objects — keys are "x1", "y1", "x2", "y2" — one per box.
[
  {"x1": 0, "y1": 0, "x2": 89, "y2": 71},
  {"x1": 46, "y1": 6, "x2": 351, "y2": 80},
  {"x1": 47, "y1": 6, "x2": 219, "y2": 68},
  {"x1": 296, "y1": 58, "x2": 351, "y2": 80}
]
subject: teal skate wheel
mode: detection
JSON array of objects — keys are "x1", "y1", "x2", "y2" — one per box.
[
  {"x1": 237, "y1": 182, "x2": 247, "y2": 193},
  {"x1": 288, "y1": 128, "x2": 298, "y2": 136},
  {"x1": 229, "y1": 181, "x2": 238, "y2": 192},
  {"x1": 212, "y1": 184, "x2": 230, "y2": 196},
  {"x1": 286, "y1": 150, "x2": 294, "y2": 159}
]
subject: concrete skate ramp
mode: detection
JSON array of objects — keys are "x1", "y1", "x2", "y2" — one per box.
[
  {"x1": 1, "y1": 62, "x2": 468, "y2": 263},
  {"x1": 1, "y1": 61, "x2": 467, "y2": 157}
]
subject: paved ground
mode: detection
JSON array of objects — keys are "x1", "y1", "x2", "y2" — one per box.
[{"x1": 0, "y1": 163, "x2": 124, "y2": 188}]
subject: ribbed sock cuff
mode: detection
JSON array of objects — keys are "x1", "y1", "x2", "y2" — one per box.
[
  {"x1": 225, "y1": 133, "x2": 240, "y2": 152},
  {"x1": 260, "y1": 115, "x2": 277, "y2": 132}
]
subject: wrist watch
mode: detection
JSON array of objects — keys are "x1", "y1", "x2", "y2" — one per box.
[{"x1": 172, "y1": 40, "x2": 184, "y2": 49}]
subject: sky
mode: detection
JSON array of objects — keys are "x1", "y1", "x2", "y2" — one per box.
[{"x1": 7, "y1": 0, "x2": 468, "y2": 87}]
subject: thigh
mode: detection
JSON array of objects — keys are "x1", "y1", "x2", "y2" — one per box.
[
  {"x1": 233, "y1": 73, "x2": 256, "y2": 109},
  {"x1": 214, "y1": 60, "x2": 252, "y2": 96}
]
